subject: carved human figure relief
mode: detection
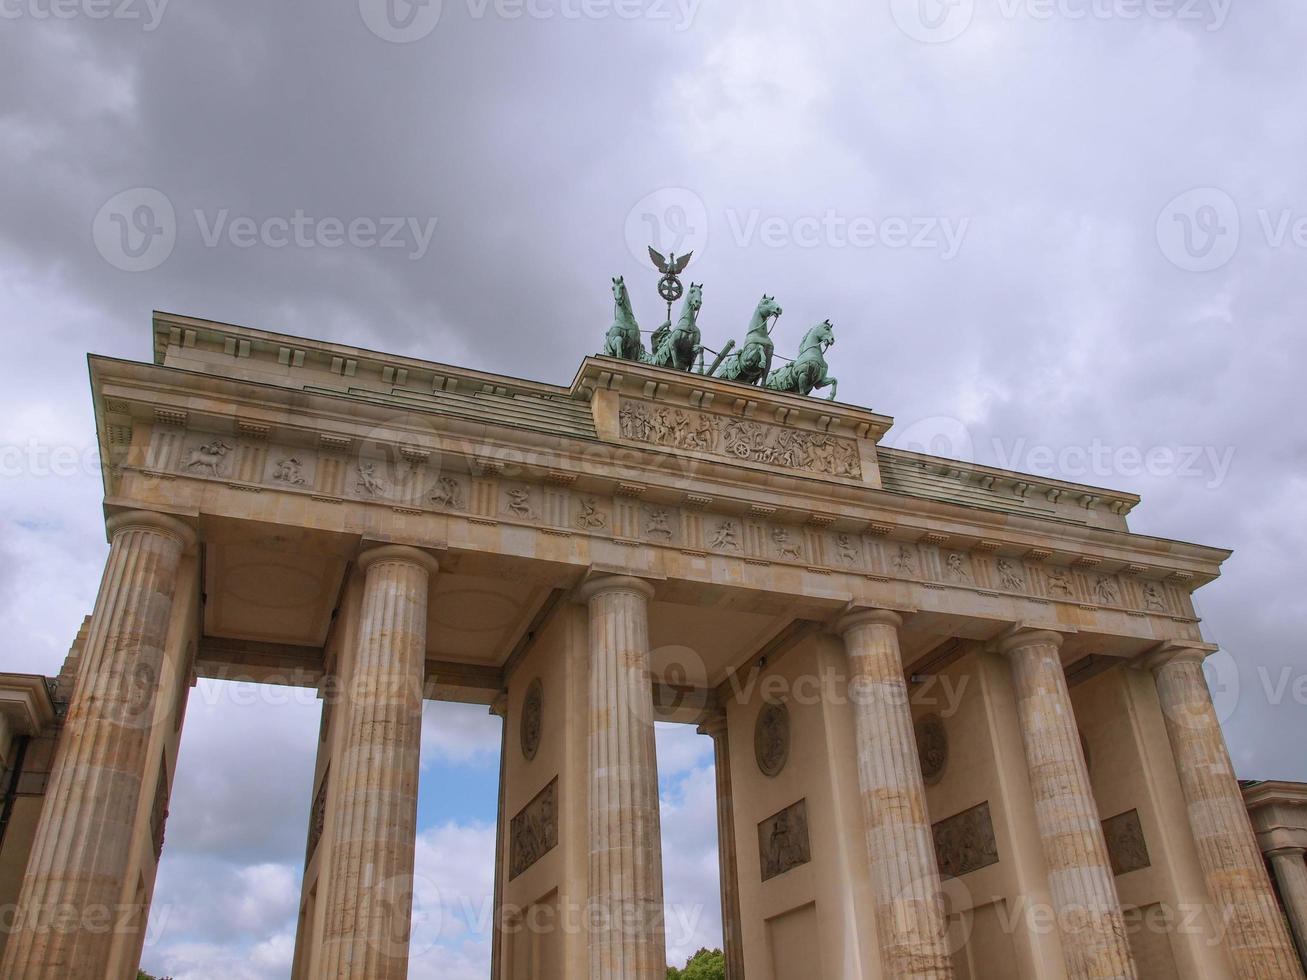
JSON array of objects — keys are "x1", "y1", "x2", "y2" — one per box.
[
  {"x1": 772, "y1": 527, "x2": 801, "y2": 560},
  {"x1": 506, "y1": 487, "x2": 533, "y2": 518},
  {"x1": 709, "y1": 520, "x2": 741, "y2": 551},
  {"x1": 892, "y1": 545, "x2": 916, "y2": 575},
  {"x1": 835, "y1": 533, "x2": 860, "y2": 564},
  {"x1": 996, "y1": 558, "x2": 1025, "y2": 591},
  {"x1": 1094, "y1": 575, "x2": 1119, "y2": 605},
  {"x1": 272, "y1": 456, "x2": 305, "y2": 485},
  {"x1": 915, "y1": 714, "x2": 949, "y2": 785},
  {"x1": 1143, "y1": 582, "x2": 1167, "y2": 611},
  {"x1": 355, "y1": 461, "x2": 387, "y2": 497},
  {"x1": 431, "y1": 476, "x2": 465, "y2": 510},
  {"x1": 575, "y1": 497, "x2": 607, "y2": 529},
  {"x1": 755, "y1": 701, "x2": 790, "y2": 777},
  {"x1": 1046, "y1": 568, "x2": 1074, "y2": 597},
  {"x1": 644, "y1": 507, "x2": 674, "y2": 540},
  {"x1": 758, "y1": 799, "x2": 811, "y2": 882},
  {"x1": 184, "y1": 439, "x2": 232, "y2": 477},
  {"x1": 945, "y1": 553, "x2": 971, "y2": 582},
  {"x1": 520, "y1": 678, "x2": 543, "y2": 761}
]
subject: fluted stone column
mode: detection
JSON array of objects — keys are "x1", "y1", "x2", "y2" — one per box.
[
  {"x1": 999, "y1": 629, "x2": 1137, "y2": 980},
  {"x1": 837, "y1": 609, "x2": 954, "y2": 980},
  {"x1": 577, "y1": 575, "x2": 666, "y2": 980},
  {"x1": 2, "y1": 510, "x2": 194, "y2": 979},
  {"x1": 697, "y1": 709, "x2": 744, "y2": 980},
  {"x1": 1149, "y1": 647, "x2": 1305, "y2": 980},
  {"x1": 490, "y1": 694, "x2": 508, "y2": 980},
  {"x1": 320, "y1": 545, "x2": 437, "y2": 980},
  {"x1": 1267, "y1": 847, "x2": 1307, "y2": 966}
]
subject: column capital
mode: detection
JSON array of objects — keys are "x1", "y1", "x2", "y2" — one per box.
[
  {"x1": 575, "y1": 573, "x2": 656, "y2": 604},
  {"x1": 696, "y1": 707, "x2": 728, "y2": 738},
  {"x1": 995, "y1": 627, "x2": 1066, "y2": 657},
  {"x1": 1267, "y1": 845, "x2": 1307, "y2": 860},
  {"x1": 1137, "y1": 642, "x2": 1219, "y2": 674},
  {"x1": 489, "y1": 692, "x2": 508, "y2": 718},
  {"x1": 834, "y1": 606, "x2": 903, "y2": 635},
  {"x1": 357, "y1": 544, "x2": 440, "y2": 577},
  {"x1": 105, "y1": 509, "x2": 197, "y2": 550}
]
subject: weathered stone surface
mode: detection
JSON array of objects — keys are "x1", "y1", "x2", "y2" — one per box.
[
  {"x1": 933, "y1": 801, "x2": 999, "y2": 879},
  {"x1": 319, "y1": 545, "x2": 437, "y2": 980},
  {"x1": 509, "y1": 776, "x2": 558, "y2": 879},
  {"x1": 578, "y1": 575, "x2": 665, "y2": 980},
  {"x1": 838, "y1": 608, "x2": 955, "y2": 979},
  {"x1": 1, "y1": 511, "x2": 194, "y2": 980},
  {"x1": 758, "y1": 799, "x2": 811, "y2": 882},
  {"x1": 1000, "y1": 629, "x2": 1138, "y2": 980},
  {"x1": 1150, "y1": 649, "x2": 1305, "y2": 980}
]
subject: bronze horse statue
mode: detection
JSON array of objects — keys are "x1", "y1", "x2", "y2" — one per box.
[
  {"x1": 650, "y1": 282, "x2": 704, "y2": 372},
  {"x1": 602, "y1": 276, "x2": 644, "y2": 361},
  {"x1": 765, "y1": 320, "x2": 838, "y2": 401},
  {"x1": 713, "y1": 294, "x2": 782, "y2": 385}
]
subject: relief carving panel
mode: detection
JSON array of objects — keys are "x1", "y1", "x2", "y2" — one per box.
[
  {"x1": 933, "y1": 801, "x2": 999, "y2": 879},
  {"x1": 758, "y1": 798, "x2": 811, "y2": 882},
  {"x1": 618, "y1": 398, "x2": 861, "y2": 479},
  {"x1": 1103, "y1": 808, "x2": 1150, "y2": 876},
  {"x1": 510, "y1": 777, "x2": 559, "y2": 880}
]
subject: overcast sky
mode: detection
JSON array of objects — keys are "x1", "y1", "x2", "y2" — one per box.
[{"x1": 3, "y1": 0, "x2": 1306, "y2": 976}]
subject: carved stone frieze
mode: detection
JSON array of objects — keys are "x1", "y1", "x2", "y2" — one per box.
[
  {"x1": 933, "y1": 801, "x2": 999, "y2": 879},
  {"x1": 1102, "y1": 808, "x2": 1150, "y2": 876},
  {"x1": 307, "y1": 768, "x2": 328, "y2": 861},
  {"x1": 758, "y1": 798, "x2": 811, "y2": 882},
  {"x1": 510, "y1": 777, "x2": 559, "y2": 880},
  {"x1": 618, "y1": 398, "x2": 862, "y2": 479}
]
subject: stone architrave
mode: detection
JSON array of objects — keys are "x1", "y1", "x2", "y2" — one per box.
[
  {"x1": 577, "y1": 575, "x2": 666, "y2": 980},
  {"x1": 319, "y1": 545, "x2": 438, "y2": 980},
  {"x1": 999, "y1": 629, "x2": 1138, "y2": 980},
  {"x1": 1, "y1": 511, "x2": 195, "y2": 980},
  {"x1": 1147, "y1": 647, "x2": 1306, "y2": 980}
]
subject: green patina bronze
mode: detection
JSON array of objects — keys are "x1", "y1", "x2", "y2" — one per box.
[
  {"x1": 764, "y1": 319, "x2": 838, "y2": 401},
  {"x1": 712, "y1": 294, "x2": 782, "y2": 385},
  {"x1": 603, "y1": 276, "x2": 645, "y2": 362},
  {"x1": 599, "y1": 255, "x2": 839, "y2": 400},
  {"x1": 649, "y1": 282, "x2": 704, "y2": 372}
]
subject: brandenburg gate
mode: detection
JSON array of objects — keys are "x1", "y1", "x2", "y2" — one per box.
[{"x1": 0, "y1": 303, "x2": 1301, "y2": 979}]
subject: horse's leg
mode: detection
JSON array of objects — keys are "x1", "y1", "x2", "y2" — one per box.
[{"x1": 823, "y1": 377, "x2": 838, "y2": 401}]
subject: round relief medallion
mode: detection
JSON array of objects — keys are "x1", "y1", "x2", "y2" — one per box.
[
  {"x1": 520, "y1": 678, "x2": 543, "y2": 761},
  {"x1": 915, "y1": 713, "x2": 948, "y2": 785},
  {"x1": 754, "y1": 701, "x2": 790, "y2": 778}
]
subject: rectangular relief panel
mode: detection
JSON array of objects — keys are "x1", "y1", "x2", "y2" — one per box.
[
  {"x1": 758, "y1": 798, "x2": 811, "y2": 882},
  {"x1": 1103, "y1": 808, "x2": 1151, "y2": 876},
  {"x1": 510, "y1": 777, "x2": 559, "y2": 880},
  {"x1": 933, "y1": 800, "x2": 999, "y2": 879}
]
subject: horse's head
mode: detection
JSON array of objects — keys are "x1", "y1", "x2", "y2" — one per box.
[
  {"x1": 801, "y1": 319, "x2": 835, "y2": 354},
  {"x1": 686, "y1": 282, "x2": 703, "y2": 313},
  {"x1": 611, "y1": 276, "x2": 628, "y2": 305},
  {"x1": 755, "y1": 294, "x2": 783, "y2": 330}
]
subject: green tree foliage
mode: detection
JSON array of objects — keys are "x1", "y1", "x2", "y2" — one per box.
[{"x1": 666, "y1": 947, "x2": 726, "y2": 980}]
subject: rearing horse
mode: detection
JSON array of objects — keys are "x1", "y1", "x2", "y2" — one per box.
[
  {"x1": 651, "y1": 282, "x2": 704, "y2": 372},
  {"x1": 714, "y1": 294, "x2": 782, "y2": 385},
  {"x1": 765, "y1": 319, "x2": 838, "y2": 401},
  {"x1": 602, "y1": 276, "x2": 644, "y2": 361}
]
